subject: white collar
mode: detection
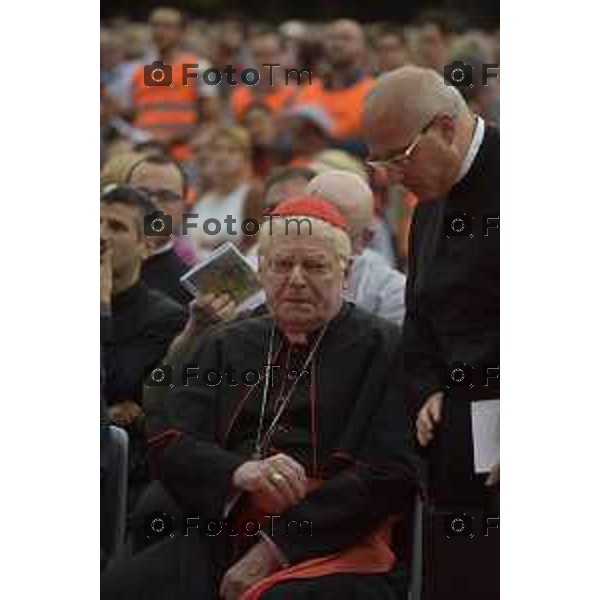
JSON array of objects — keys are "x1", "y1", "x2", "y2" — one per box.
[
  {"x1": 456, "y1": 116, "x2": 485, "y2": 184},
  {"x1": 151, "y1": 240, "x2": 174, "y2": 257}
]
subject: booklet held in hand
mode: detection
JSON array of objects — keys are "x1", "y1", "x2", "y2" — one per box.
[{"x1": 180, "y1": 242, "x2": 262, "y2": 306}]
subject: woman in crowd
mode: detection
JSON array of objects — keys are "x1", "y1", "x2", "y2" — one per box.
[{"x1": 190, "y1": 126, "x2": 263, "y2": 258}]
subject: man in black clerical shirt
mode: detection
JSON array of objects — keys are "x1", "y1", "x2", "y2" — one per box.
[
  {"x1": 101, "y1": 195, "x2": 418, "y2": 600},
  {"x1": 363, "y1": 66, "x2": 499, "y2": 600},
  {"x1": 101, "y1": 185, "x2": 186, "y2": 493},
  {"x1": 125, "y1": 153, "x2": 194, "y2": 306}
]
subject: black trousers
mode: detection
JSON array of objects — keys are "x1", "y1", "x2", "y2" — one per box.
[
  {"x1": 128, "y1": 480, "x2": 183, "y2": 555},
  {"x1": 101, "y1": 532, "x2": 219, "y2": 599},
  {"x1": 420, "y1": 397, "x2": 500, "y2": 600},
  {"x1": 421, "y1": 490, "x2": 499, "y2": 600},
  {"x1": 101, "y1": 531, "x2": 409, "y2": 600}
]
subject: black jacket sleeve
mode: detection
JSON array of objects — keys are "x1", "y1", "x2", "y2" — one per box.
[
  {"x1": 145, "y1": 332, "x2": 246, "y2": 519},
  {"x1": 402, "y1": 206, "x2": 445, "y2": 417},
  {"x1": 102, "y1": 308, "x2": 186, "y2": 405}
]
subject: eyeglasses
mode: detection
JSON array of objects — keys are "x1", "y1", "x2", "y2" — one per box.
[
  {"x1": 268, "y1": 257, "x2": 334, "y2": 277},
  {"x1": 136, "y1": 187, "x2": 183, "y2": 204},
  {"x1": 366, "y1": 118, "x2": 436, "y2": 174}
]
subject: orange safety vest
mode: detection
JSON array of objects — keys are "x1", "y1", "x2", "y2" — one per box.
[
  {"x1": 131, "y1": 52, "x2": 200, "y2": 162},
  {"x1": 231, "y1": 84, "x2": 295, "y2": 120},
  {"x1": 293, "y1": 77, "x2": 325, "y2": 105},
  {"x1": 317, "y1": 76, "x2": 375, "y2": 139},
  {"x1": 396, "y1": 191, "x2": 419, "y2": 263}
]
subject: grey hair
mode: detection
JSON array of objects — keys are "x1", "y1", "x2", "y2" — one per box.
[{"x1": 258, "y1": 216, "x2": 352, "y2": 267}]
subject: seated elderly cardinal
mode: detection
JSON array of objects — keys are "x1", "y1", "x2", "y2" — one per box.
[{"x1": 101, "y1": 195, "x2": 419, "y2": 600}]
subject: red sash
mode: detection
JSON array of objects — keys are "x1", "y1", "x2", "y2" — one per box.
[{"x1": 233, "y1": 478, "x2": 397, "y2": 600}]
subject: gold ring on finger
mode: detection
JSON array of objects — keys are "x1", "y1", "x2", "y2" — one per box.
[{"x1": 270, "y1": 471, "x2": 285, "y2": 484}]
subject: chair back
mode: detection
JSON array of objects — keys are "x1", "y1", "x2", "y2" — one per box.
[{"x1": 101, "y1": 425, "x2": 129, "y2": 567}]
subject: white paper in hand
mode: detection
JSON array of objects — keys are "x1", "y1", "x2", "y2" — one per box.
[{"x1": 470, "y1": 399, "x2": 500, "y2": 474}]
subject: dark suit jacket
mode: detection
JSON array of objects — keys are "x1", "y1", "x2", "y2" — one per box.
[
  {"x1": 141, "y1": 246, "x2": 193, "y2": 307},
  {"x1": 101, "y1": 280, "x2": 187, "y2": 406},
  {"x1": 402, "y1": 125, "x2": 500, "y2": 505}
]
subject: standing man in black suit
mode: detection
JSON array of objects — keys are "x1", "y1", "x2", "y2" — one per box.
[{"x1": 363, "y1": 66, "x2": 499, "y2": 600}]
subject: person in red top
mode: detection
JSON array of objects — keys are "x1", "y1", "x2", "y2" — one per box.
[
  {"x1": 230, "y1": 30, "x2": 295, "y2": 121},
  {"x1": 127, "y1": 7, "x2": 220, "y2": 163}
]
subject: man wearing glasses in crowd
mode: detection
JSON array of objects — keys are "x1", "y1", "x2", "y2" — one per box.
[
  {"x1": 125, "y1": 153, "x2": 195, "y2": 306},
  {"x1": 363, "y1": 66, "x2": 500, "y2": 600}
]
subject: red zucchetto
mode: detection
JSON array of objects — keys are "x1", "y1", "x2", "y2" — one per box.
[{"x1": 267, "y1": 195, "x2": 349, "y2": 233}]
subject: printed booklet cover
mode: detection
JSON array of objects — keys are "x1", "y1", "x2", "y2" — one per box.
[{"x1": 180, "y1": 242, "x2": 263, "y2": 307}]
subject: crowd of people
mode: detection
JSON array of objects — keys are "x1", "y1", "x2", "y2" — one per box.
[
  {"x1": 101, "y1": 7, "x2": 499, "y2": 270},
  {"x1": 100, "y1": 6, "x2": 499, "y2": 600}
]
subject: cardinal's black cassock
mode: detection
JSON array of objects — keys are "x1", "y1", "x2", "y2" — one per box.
[{"x1": 102, "y1": 302, "x2": 419, "y2": 600}]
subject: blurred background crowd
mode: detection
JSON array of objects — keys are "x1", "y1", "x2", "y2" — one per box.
[{"x1": 101, "y1": 3, "x2": 499, "y2": 273}]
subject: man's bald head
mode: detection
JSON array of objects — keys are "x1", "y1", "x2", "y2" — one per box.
[
  {"x1": 326, "y1": 19, "x2": 366, "y2": 68},
  {"x1": 306, "y1": 171, "x2": 374, "y2": 251},
  {"x1": 362, "y1": 65, "x2": 476, "y2": 200},
  {"x1": 364, "y1": 66, "x2": 468, "y2": 149}
]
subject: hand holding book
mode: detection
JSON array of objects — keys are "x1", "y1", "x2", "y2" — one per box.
[{"x1": 180, "y1": 242, "x2": 262, "y2": 310}]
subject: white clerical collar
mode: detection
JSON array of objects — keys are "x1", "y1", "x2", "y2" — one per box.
[
  {"x1": 151, "y1": 240, "x2": 174, "y2": 257},
  {"x1": 456, "y1": 115, "x2": 485, "y2": 184}
]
